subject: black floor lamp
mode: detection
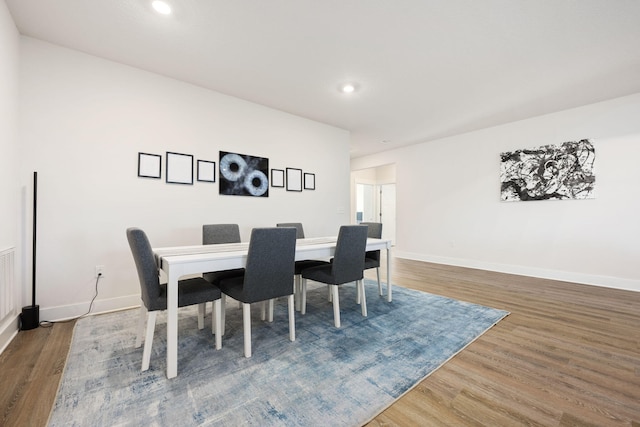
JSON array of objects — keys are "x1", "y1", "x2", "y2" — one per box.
[{"x1": 20, "y1": 171, "x2": 39, "y2": 330}]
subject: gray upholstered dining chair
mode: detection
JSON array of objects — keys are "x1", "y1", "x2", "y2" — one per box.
[
  {"x1": 203, "y1": 223, "x2": 241, "y2": 244},
  {"x1": 126, "y1": 227, "x2": 222, "y2": 371},
  {"x1": 275, "y1": 222, "x2": 305, "y2": 239},
  {"x1": 202, "y1": 224, "x2": 245, "y2": 285},
  {"x1": 276, "y1": 222, "x2": 328, "y2": 311},
  {"x1": 216, "y1": 227, "x2": 297, "y2": 358},
  {"x1": 300, "y1": 225, "x2": 369, "y2": 328},
  {"x1": 359, "y1": 222, "x2": 383, "y2": 296}
]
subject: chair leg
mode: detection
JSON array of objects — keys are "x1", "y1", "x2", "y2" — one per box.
[
  {"x1": 268, "y1": 299, "x2": 274, "y2": 322},
  {"x1": 288, "y1": 294, "x2": 295, "y2": 342},
  {"x1": 331, "y1": 285, "x2": 341, "y2": 328},
  {"x1": 211, "y1": 300, "x2": 220, "y2": 335},
  {"x1": 376, "y1": 267, "x2": 382, "y2": 296},
  {"x1": 141, "y1": 310, "x2": 157, "y2": 371},
  {"x1": 359, "y1": 279, "x2": 368, "y2": 317},
  {"x1": 301, "y1": 278, "x2": 307, "y2": 315},
  {"x1": 243, "y1": 303, "x2": 252, "y2": 358},
  {"x1": 260, "y1": 301, "x2": 266, "y2": 321},
  {"x1": 356, "y1": 283, "x2": 361, "y2": 304},
  {"x1": 135, "y1": 304, "x2": 147, "y2": 348},
  {"x1": 197, "y1": 303, "x2": 206, "y2": 330},
  {"x1": 221, "y1": 294, "x2": 227, "y2": 335},
  {"x1": 294, "y1": 275, "x2": 301, "y2": 311},
  {"x1": 213, "y1": 299, "x2": 222, "y2": 350}
]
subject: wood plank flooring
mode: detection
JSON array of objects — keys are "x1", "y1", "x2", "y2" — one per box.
[
  {"x1": 0, "y1": 319, "x2": 75, "y2": 427},
  {"x1": 1, "y1": 256, "x2": 639, "y2": 426},
  {"x1": 366, "y1": 258, "x2": 640, "y2": 427}
]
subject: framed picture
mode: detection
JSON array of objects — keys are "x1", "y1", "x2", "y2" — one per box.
[
  {"x1": 219, "y1": 151, "x2": 269, "y2": 197},
  {"x1": 166, "y1": 152, "x2": 193, "y2": 185},
  {"x1": 271, "y1": 169, "x2": 285, "y2": 187},
  {"x1": 500, "y1": 139, "x2": 595, "y2": 201},
  {"x1": 304, "y1": 173, "x2": 315, "y2": 190},
  {"x1": 197, "y1": 160, "x2": 216, "y2": 183},
  {"x1": 137, "y1": 152, "x2": 161, "y2": 179},
  {"x1": 286, "y1": 167, "x2": 303, "y2": 192}
]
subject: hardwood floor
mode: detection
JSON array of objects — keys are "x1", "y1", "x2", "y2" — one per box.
[
  {"x1": 2, "y1": 257, "x2": 639, "y2": 426},
  {"x1": 366, "y1": 258, "x2": 640, "y2": 427},
  {"x1": 0, "y1": 318, "x2": 75, "y2": 427}
]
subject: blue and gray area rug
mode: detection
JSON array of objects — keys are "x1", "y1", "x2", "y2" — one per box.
[{"x1": 48, "y1": 280, "x2": 508, "y2": 426}]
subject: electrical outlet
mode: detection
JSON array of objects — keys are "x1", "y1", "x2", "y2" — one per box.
[{"x1": 95, "y1": 265, "x2": 105, "y2": 278}]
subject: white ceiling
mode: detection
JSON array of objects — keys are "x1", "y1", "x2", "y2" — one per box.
[{"x1": 6, "y1": 0, "x2": 640, "y2": 158}]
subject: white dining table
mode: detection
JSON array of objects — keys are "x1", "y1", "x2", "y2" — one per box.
[{"x1": 153, "y1": 236, "x2": 392, "y2": 379}]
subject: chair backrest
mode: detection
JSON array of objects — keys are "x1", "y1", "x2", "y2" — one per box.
[
  {"x1": 126, "y1": 227, "x2": 161, "y2": 309},
  {"x1": 276, "y1": 222, "x2": 305, "y2": 239},
  {"x1": 360, "y1": 222, "x2": 383, "y2": 261},
  {"x1": 243, "y1": 227, "x2": 297, "y2": 302},
  {"x1": 203, "y1": 224, "x2": 241, "y2": 244},
  {"x1": 360, "y1": 222, "x2": 382, "y2": 239},
  {"x1": 331, "y1": 225, "x2": 369, "y2": 284}
]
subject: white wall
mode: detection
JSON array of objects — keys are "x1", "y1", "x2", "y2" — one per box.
[
  {"x1": 18, "y1": 37, "x2": 351, "y2": 320},
  {"x1": 0, "y1": 1, "x2": 18, "y2": 251},
  {"x1": 0, "y1": 0, "x2": 20, "y2": 350},
  {"x1": 352, "y1": 93, "x2": 640, "y2": 292}
]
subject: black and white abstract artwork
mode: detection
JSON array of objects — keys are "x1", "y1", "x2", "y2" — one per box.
[
  {"x1": 500, "y1": 139, "x2": 595, "y2": 202},
  {"x1": 219, "y1": 151, "x2": 269, "y2": 197}
]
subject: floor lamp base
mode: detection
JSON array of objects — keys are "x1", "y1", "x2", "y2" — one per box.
[{"x1": 20, "y1": 305, "x2": 40, "y2": 330}]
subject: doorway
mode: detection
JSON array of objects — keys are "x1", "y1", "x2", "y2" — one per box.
[
  {"x1": 356, "y1": 183, "x2": 376, "y2": 223},
  {"x1": 352, "y1": 164, "x2": 396, "y2": 245}
]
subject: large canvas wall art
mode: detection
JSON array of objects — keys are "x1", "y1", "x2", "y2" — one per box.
[
  {"x1": 219, "y1": 151, "x2": 269, "y2": 197},
  {"x1": 500, "y1": 139, "x2": 595, "y2": 202}
]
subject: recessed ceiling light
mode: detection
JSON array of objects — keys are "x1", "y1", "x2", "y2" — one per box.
[
  {"x1": 340, "y1": 83, "x2": 356, "y2": 94},
  {"x1": 152, "y1": 0, "x2": 172, "y2": 15}
]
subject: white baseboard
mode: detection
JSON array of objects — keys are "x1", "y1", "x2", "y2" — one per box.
[
  {"x1": 0, "y1": 295, "x2": 141, "y2": 355},
  {"x1": 40, "y1": 294, "x2": 141, "y2": 322},
  {"x1": 0, "y1": 314, "x2": 19, "y2": 355},
  {"x1": 394, "y1": 251, "x2": 640, "y2": 293}
]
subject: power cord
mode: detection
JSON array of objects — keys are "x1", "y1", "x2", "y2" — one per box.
[{"x1": 39, "y1": 272, "x2": 102, "y2": 327}]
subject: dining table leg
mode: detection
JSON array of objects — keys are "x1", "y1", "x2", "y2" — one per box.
[
  {"x1": 166, "y1": 267, "x2": 178, "y2": 379},
  {"x1": 386, "y1": 247, "x2": 392, "y2": 302}
]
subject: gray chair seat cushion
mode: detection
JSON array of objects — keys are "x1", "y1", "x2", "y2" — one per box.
[
  {"x1": 203, "y1": 268, "x2": 245, "y2": 285},
  {"x1": 364, "y1": 256, "x2": 380, "y2": 269},
  {"x1": 301, "y1": 264, "x2": 340, "y2": 285},
  {"x1": 294, "y1": 259, "x2": 329, "y2": 275},
  {"x1": 149, "y1": 277, "x2": 221, "y2": 311}
]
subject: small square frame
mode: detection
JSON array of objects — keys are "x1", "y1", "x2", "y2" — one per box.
[
  {"x1": 197, "y1": 160, "x2": 216, "y2": 183},
  {"x1": 138, "y1": 152, "x2": 161, "y2": 179},
  {"x1": 166, "y1": 152, "x2": 193, "y2": 185},
  {"x1": 286, "y1": 168, "x2": 303, "y2": 192},
  {"x1": 271, "y1": 169, "x2": 285, "y2": 187},
  {"x1": 304, "y1": 173, "x2": 315, "y2": 190}
]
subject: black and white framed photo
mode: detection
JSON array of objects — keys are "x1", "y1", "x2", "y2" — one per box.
[
  {"x1": 286, "y1": 167, "x2": 303, "y2": 192},
  {"x1": 197, "y1": 160, "x2": 216, "y2": 183},
  {"x1": 271, "y1": 169, "x2": 285, "y2": 188},
  {"x1": 219, "y1": 151, "x2": 269, "y2": 197},
  {"x1": 166, "y1": 152, "x2": 194, "y2": 185},
  {"x1": 137, "y1": 152, "x2": 161, "y2": 179},
  {"x1": 500, "y1": 139, "x2": 595, "y2": 201},
  {"x1": 304, "y1": 173, "x2": 315, "y2": 190}
]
